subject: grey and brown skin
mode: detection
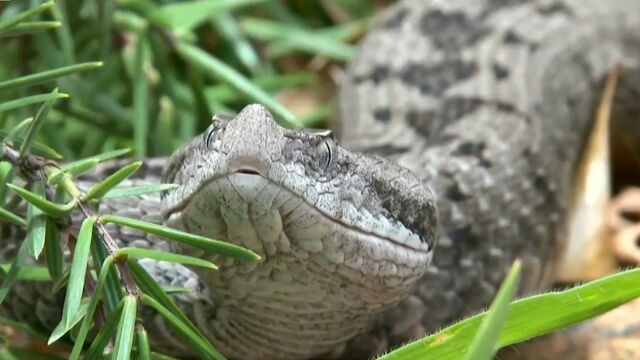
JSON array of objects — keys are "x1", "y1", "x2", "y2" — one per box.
[{"x1": 3, "y1": 0, "x2": 640, "y2": 359}]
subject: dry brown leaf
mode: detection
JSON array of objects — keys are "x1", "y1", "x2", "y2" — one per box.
[{"x1": 556, "y1": 65, "x2": 621, "y2": 282}]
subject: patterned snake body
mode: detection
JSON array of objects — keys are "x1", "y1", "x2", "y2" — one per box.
[{"x1": 4, "y1": 0, "x2": 640, "y2": 359}]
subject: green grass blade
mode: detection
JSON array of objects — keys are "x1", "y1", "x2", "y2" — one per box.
[
  {"x1": 89, "y1": 237, "x2": 122, "y2": 313},
  {"x1": 0, "y1": 163, "x2": 11, "y2": 206},
  {"x1": 116, "y1": 248, "x2": 218, "y2": 269},
  {"x1": 101, "y1": 214, "x2": 260, "y2": 261},
  {"x1": 84, "y1": 298, "x2": 124, "y2": 360},
  {"x1": 203, "y1": 72, "x2": 314, "y2": 103},
  {"x1": 112, "y1": 295, "x2": 137, "y2": 360},
  {"x1": 240, "y1": 18, "x2": 355, "y2": 60},
  {"x1": 83, "y1": 161, "x2": 142, "y2": 201},
  {"x1": 0, "y1": 62, "x2": 102, "y2": 92},
  {"x1": 1, "y1": 117, "x2": 33, "y2": 145},
  {"x1": 0, "y1": 1, "x2": 55, "y2": 33},
  {"x1": 58, "y1": 159, "x2": 101, "y2": 176},
  {"x1": 160, "y1": 286, "x2": 191, "y2": 295},
  {"x1": 379, "y1": 266, "x2": 640, "y2": 360},
  {"x1": 160, "y1": 0, "x2": 267, "y2": 32},
  {"x1": 0, "y1": 21, "x2": 61, "y2": 37},
  {"x1": 118, "y1": 0, "x2": 171, "y2": 28},
  {"x1": 0, "y1": 315, "x2": 47, "y2": 340},
  {"x1": 48, "y1": 297, "x2": 89, "y2": 344},
  {"x1": 211, "y1": 13, "x2": 264, "y2": 75},
  {"x1": 0, "y1": 92, "x2": 68, "y2": 113},
  {"x1": 51, "y1": 267, "x2": 71, "y2": 294},
  {"x1": 61, "y1": 148, "x2": 131, "y2": 169},
  {"x1": 25, "y1": 183, "x2": 47, "y2": 259},
  {"x1": 61, "y1": 217, "x2": 96, "y2": 329},
  {"x1": 150, "y1": 353, "x2": 181, "y2": 360},
  {"x1": 44, "y1": 216, "x2": 64, "y2": 282},
  {"x1": 137, "y1": 327, "x2": 152, "y2": 360},
  {"x1": 57, "y1": 78, "x2": 132, "y2": 127},
  {"x1": 0, "y1": 206, "x2": 26, "y2": 227},
  {"x1": 128, "y1": 259, "x2": 198, "y2": 334},
  {"x1": 141, "y1": 294, "x2": 226, "y2": 360},
  {"x1": 48, "y1": 159, "x2": 100, "y2": 184},
  {"x1": 0, "y1": 265, "x2": 51, "y2": 281},
  {"x1": 464, "y1": 260, "x2": 520, "y2": 360},
  {"x1": 133, "y1": 32, "x2": 149, "y2": 158},
  {"x1": 0, "y1": 347, "x2": 18, "y2": 360},
  {"x1": 69, "y1": 256, "x2": 113, "y2": 360},
  {"x1": 19, "y1": 88, "x2": 61, "y2": 156},
  {"x1": 0, "y1": 132, "x2": 63, "y2": 160},
  {"x1": 6, "y1": 184, "x2": 75, "y2": 218},
  {"x1": 175, "y1": 42, "x2": 298, "y2": 128},
  {"x1": 103, "y1": 183, "x2": 178, "y2": 199},
  {"x1": 113, "y1": 10, "x2": 148, "y2": 33},
  {"x1": 0, "y1": 240, "x2": 28, "y2": 304}
]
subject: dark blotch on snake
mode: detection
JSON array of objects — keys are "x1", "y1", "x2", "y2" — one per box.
[{"x1": 419, "y1": 10, "x2": 489, "y2": 50}]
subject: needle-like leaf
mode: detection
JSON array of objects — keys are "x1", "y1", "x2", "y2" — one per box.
[
  {"x1": 44, "y1": 216, "x2": 64, "y2": 284},
  {"x1": 0, "y1": 62, "x2": 102, "y2": 92},
  {"x1": 116, "y1": 247, "x2": 218, "y2": 269},
  {"x1": 112, "y1": 295, "x2": 138, "y2": 360},
  {"x1": 61, "y1": 217, "x2": 95, "y2": 329},
  {"x1": 103, "y1": 183, "x2": 178, "y2": 199},
  {"x1": 141, "y1": 294, "x2": 226, "y2": 360},
  {"x1": 25, "y1": 183, "x2": 47, "y2": 259},
  {"x1": 101, "y1": 215, "x2": 260, "y2": 261},
  {"x1": 84, "y1": 298, "x2": 124, "y2": 360},
  {"x1": 69, "y1": 257, "x2": 113, "y2": 360},
  {"x1": 83, "y1": 161, "x2": 142, "y2": 201},
  {"x1": 137, "y1": 327, "x2": 152, "y2": 360},
  {"x1": 0, "y1": 206, "x2": 26, "y2": 227},
  {"x1": 0, "y1": 1, "x2": 55, "y2": 33},
  {"x1": 6, "y1": 184, "x2": 75, "y2": 218}
]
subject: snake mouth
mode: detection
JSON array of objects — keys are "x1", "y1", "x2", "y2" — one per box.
[
  {"x1": 163, "y1": 173, "x2": 432, "y2": 256},
  {"x1": 235, "y1": 168, "x2": 261, "y2": 175},
  {"x1": 228, "y1": 156, "x2": 267, "y2": 176}
]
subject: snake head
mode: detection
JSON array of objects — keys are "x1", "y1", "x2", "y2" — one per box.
[
  {"x1": 159, "y1": 104, "x2": 438, "y2": 357},
  {"x1": 162, "y1": 103, "x2": 437, "y2": 266}
]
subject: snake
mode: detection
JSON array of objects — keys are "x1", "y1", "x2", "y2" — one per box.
[{"x1": 3, "y1": 0, "x2": 640, "y2": 359}]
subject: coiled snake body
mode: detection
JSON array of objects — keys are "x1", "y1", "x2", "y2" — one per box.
[{"x1": 4, "y1": 0, "x2": 640, "y2": 359}]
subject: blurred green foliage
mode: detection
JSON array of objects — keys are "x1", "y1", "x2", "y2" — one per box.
[{"x1": 0, "y1": 0, "x2": 378, "y2": 159}]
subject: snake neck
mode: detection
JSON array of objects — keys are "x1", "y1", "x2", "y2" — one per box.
[{"x1": 335, "y1": 0, "x2": 640, "y2": 348}]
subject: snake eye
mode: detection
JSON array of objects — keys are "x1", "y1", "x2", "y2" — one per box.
[
  {"x1": 322, "y1": 139, "x2": 333, "y2": 170},
  {"x1": 314, "y1": 137, "x2": 334, "y2": 172},
  {"x1": 204, "y1": 126, "x2": 215, "y2": 149},
  {"x1": 304, "y1": 129, "x2": 334, "y2": 171},
  {"x1": 205, "y1": 114, "x2": 233, "y2": 149},
  {"x1": 283, "y1": 127, "x2": 335, "y2": 171}
]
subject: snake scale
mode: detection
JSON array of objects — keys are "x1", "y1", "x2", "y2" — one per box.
[{"x1": 3, "y1": 0, "x2": 640, "y2": 359}]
